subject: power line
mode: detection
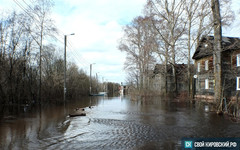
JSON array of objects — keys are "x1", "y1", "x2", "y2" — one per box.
[
  {"x1": 14, "y1": 0, "x2": 64, "y2": 43},
  {"x1": 68, "y1": 47, "x2": 88, "y2": 66},
  {"x1": 13, "y1": 0, "x2": 93, "y2": 74},
  {"x1": 67, "y1": 44, "x2": 90, "y2": 67},
  {"x1": 66, "y1": 39, "x2": 91, "y2": 65},
  {"x1": 67, "y1": 41, "x2": 91, "y2": 65},
  {"x1": 13, "y1": 0, "x2": 36, "y2": 22},
  {"x1": 15, "y1": 0, "x2": 91, "y2": 64}
]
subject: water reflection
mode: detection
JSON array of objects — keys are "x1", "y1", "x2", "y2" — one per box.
[{"x1": 1, "y1": 96, "x2": 240, "y2": 149}]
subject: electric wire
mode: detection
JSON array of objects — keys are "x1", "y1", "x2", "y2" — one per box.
[
  {"x1": 66, "y1": 43, "x2": 91, "y2": 68},
  {"x1": 16, "y1": 0, "x2": 91, "y2": 66},
  {"x1": 14, "y1": 0, "x2": 65, "y2": 44},
  {"x1": 13, "y1": 0, "x2": 98, "y2": 75},
  {"x1": 67, "y1": 41, "x2": 91, "y2": 65}
]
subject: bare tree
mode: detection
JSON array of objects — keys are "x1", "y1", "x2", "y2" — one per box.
[
  {"x1": 0, "y1": 3, "x2": 98, "y2": 112},
  {"x1": 118, "y1": 16, "x2": 156, "y2": 93},
  {"x1": 146, "y1": 0, "x2": 234, "y2": 97},
  {"x1": 145, "y1": 0, "x2": 187, "y2": 94},
  {"x1": 25, "y1": 0, "x2": 57, "y2": 103}
]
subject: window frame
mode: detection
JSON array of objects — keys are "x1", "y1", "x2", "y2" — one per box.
[
  {"x1": 205, "y1": 79, "x2": 209, "y2": 89},
  {"x1": 237, "y1": 54, "x2": 240, "y2": 67},
  {"x1": 236, "y1": 77, "x2": 240, "y2": 90},
  {"x1": 205, "y1": 60, "x2": 209, "y2": 71},
  {"x1": 197, "y1": 62, "x2": 200, "y2": 72}
]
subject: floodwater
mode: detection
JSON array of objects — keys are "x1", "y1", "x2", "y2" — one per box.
[{"x1": 1, "y1": 96, "x2": 240, "y2": 150}]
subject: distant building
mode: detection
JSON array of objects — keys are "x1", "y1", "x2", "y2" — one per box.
[
  {"x1": 192, "y1": 36, "x2": 240, "y2": 101},
  {"x1": 151, "y1": 63, "x2": 191, "y2": 94},
  {"x1": 119, "y1": 82, "x2": 128, "y2": 95}
]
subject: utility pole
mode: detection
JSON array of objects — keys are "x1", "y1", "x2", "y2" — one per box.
[
  {"x1": 64, "y1": 33, "x2": 74, "y2": 103},
  {"x1": 90, "y1": 64, "x2": 92, "y2": 95},
  {"x1": 96, "y1": 72, "x2": 99, "y2": 93},
  {"x1": 89, "y1": 63, "x2": 96, "y2": 95},
  {"x1": 96, "y1": 73, "x2": 98, "y2": 82},
  {"x1": 64, "y1": 35, "x2": 67, "y2": 103}
]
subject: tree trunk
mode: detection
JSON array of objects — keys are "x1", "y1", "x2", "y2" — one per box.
[
  {"x1": 39, "y1": 19, "x2": 44, "y2": 104},
  {"x1": 165, "y1": 58, "x2": 168, "y2": 95},
  {"x1": 211, "y1": 0, "x2": 222, "y2": 105},
  {"x1": 171, "y1": 45, "x2": 177, "y2": 94},
  {"x1": 164, "y1": 44, "x2": 169, "y2": 95},
  {"x1": 187, "y1": 19, "x2": 192, "y2": 97}
]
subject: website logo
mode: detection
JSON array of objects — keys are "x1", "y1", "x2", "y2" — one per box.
[{"x1": 185, "y1": 141, "x2": 193, "y2": 148}]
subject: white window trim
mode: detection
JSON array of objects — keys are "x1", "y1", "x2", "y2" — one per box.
[
  {"x1": 237, "y1": 54, "x2": 240, "y2": 67},
  {"x1": 205, "y1": 60, "x2": 208, "y2": 70},
  {"x1": 197, "y1": 62, "x2": 200, "y2": 72},
  {"x1": 237, "y1": 77, "x2": 240, "y2": 90},
  {"x1": 205, "y1": 79, "x2": 209, "y2": 89}
]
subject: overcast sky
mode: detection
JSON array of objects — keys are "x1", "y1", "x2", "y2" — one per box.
[
  {"x1": 0, "y1": 0, "x2": 239, "y2": 84},
  {"x1": 52, "y1": 0, "x2": 147, "y2": 84},
  {"x1": 0, "y1": 0, "x2": 146, "y2": 84}
]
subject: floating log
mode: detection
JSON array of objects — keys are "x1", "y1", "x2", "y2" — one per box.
[
  {"x1": 69, "y1": 113, "x2": 86, "y2": 117},
  {"x1": 69, "y1": 108, "x2": 86, "y2": 117},
  {"x1": 75, "y1": 108, "x2": 85, "y2": 111}
]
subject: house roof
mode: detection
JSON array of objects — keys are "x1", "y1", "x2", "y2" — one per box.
[{"x1": 192, "y1": 36, "x2": 240, "y2": 60}]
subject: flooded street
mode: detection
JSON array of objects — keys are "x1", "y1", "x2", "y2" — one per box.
[{"x1": 1, "y1": 96, "x2": 240, "y2": 150}]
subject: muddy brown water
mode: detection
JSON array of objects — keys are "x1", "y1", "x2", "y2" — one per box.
[{"x1": 1, "y1": 96, "x2": 240, "y2": 150}]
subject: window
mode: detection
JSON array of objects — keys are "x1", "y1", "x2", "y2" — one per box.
[
  {"x1": 205, "y1": 60, "x2": 208, "y2": 70},
  {"x1": 200, "y1": 80, "x2": 205, "y2": 89},
  {"x1": 237, "y1": 54, "x2": 240, "y2": 67},
  {"x1": 197, "y1": 62, "x2": 200, "y2": 72},
  {"x1": 209, "y1": 79, "x2": 214, "y2": 89},
  {"x1": 237, "y1": 77, "x2": 240, "y2": 90},
  {"x1": 205, "y1": 79, "x2": 209, "y2": 89}
]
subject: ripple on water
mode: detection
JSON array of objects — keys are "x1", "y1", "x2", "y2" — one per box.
[
  {"x1": 38, "y1": 107, "x2": 198, "y2": 149},
  {"x1": 77, "y1": 117, "x2": 169, "y2": 149}
]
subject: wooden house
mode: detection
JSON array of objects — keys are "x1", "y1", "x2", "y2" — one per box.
[
  {"x1": 151, "y1": 64, "x2": 190, "y2": 94},
  {"x1": 192, "y1": 36, "x2": 240, "y2": 101}
]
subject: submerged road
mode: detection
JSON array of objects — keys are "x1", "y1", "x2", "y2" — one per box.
[{"x1": 1, "y1": 96, "x2": 240, "y2": 149}]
